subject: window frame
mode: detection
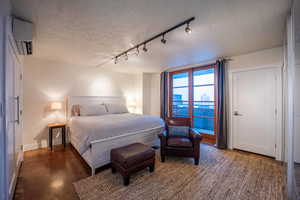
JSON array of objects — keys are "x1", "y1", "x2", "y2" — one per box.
[{"x1": 168, "y1": 64, "x2": 218, "y2": 139}]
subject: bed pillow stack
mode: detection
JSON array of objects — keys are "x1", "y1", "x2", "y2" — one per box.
[
  {"x1": 75, "y1": 103, "x2": 129, "y2": 116},
  {"x1": 80, "y1": 104, "x2": 107, "y2": 116},
  {"x1": 105, "y1": 103, "x2": 128, "y2": 114}
]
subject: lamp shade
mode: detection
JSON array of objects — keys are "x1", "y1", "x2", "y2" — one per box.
[
  {"x1": 51, "y1": 102, "x2": 62, "y2": 110},
  {"x1": 127, "y1": 101, "x2": 136, "y2": 108}
]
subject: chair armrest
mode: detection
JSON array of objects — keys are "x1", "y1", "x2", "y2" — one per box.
[{"x1": 189, "y1": 128, "x2": 203, "y2": 141}]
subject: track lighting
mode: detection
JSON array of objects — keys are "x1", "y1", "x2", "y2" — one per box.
[
  {"x1": 185, "y1": 22, "x2": 192, "y2": 34},
  {"x1": 143, "y1": 43, "x2": 148, "y2": 52},
  {"x1": 110, "y1": 17, "x2": 194, "y2": 65},
  {"x1": 161, "y1": 34, "x2": 166, "y2": 44}
]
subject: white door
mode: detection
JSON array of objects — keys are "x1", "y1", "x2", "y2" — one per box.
[
  {"x1": 232, "y1": 67, "x2": 278, "y2": 157},
  {"x1": 5, "y1": 24, "x2": 23, "y2": 199},
  {"x1": 13, "y1": 47, "x2": 23, "y2": 174},
  {"x1": 5, "y1": 35, "x2": 16, "y2": 199}
]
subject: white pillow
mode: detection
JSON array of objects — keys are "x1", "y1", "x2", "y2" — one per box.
[
  {"x1": 105, "y1": 103, "x2": 128, "y2": 114},
  {"x1": 80, "y1": 104, "x2": 107, "y2": 116}
]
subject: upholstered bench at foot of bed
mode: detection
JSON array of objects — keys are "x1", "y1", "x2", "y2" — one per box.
[{"x1": 110, "y1": 143, "x2": 155, "y2": 186}]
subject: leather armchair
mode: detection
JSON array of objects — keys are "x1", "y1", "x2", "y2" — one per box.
[{"x1": 158, "y1": 118, "x2": 202, "y2": 165}]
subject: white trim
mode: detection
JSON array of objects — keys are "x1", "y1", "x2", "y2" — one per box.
[
  {"x1": 228, "y1": 65, "x2": 283, "y2": 161},
  {"x1": 0, "y1": 15, "x2": 8, "y2": 200},
  {"x1": 23, "y1": 143, "x2": 42, "y2": 152},
  {"x1": 23, "y1": 140, "x2": 57, "y2": 152}
]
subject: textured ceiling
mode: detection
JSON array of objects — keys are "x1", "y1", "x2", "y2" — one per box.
[{"x1": 12, "y1": 0, "x2": 291, "y2": 73}]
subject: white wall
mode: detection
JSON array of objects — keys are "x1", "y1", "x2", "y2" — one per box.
[
  {"x1": 23, "y1": 57, "x2": 143, "y2": 151},
  {"x1": 228, "y1": 47, "x2": 283, "y2": 70},
  {"x1": 142, "y1": 73, "x2": 160, "y2": 116},
  {"x1": 227, "y1": 47, "x2": 283, "y2": 160},
  {"x1": 166, "y1": 47, "x2": 283, "y2": 73}
]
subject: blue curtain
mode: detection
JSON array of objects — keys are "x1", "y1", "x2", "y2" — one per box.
[
  {"x1": 160, "y1": 72, "x2": 169, "y2": 120},
  {"x1": 216, "y1": 60, "x2": 228, "y2": 149}
]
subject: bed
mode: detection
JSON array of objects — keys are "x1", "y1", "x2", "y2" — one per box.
[{"x1": 67, "y1": 96, "x2": 164, "y2": 175}]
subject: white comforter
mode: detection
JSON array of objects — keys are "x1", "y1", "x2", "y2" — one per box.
[{"x1": 69, "y1": 113, "x2": 164, "y2": 154}]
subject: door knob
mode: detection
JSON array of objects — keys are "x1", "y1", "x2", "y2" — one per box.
[{"x1": 233, "y1": 111, "x2": 242, "y2": 116}]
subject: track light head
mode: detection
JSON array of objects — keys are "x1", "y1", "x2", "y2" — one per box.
[
  {"x1": 114, "y1": 57, "x2": 118, "y2": 64},
  {"x1": 185, "y1": 22, "x2": 192, "y2": 34},
  {"x1": 136, "y1": 46, "x2": 139, "y2": 55},
  {"x1": 143, "y1": 44, "x2": 148, "y2": 52},
  {"x1": 161, "y1": 35, "x2": 166, "y2": 44}
]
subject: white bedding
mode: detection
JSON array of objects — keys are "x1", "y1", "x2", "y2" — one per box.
[{"x1": 69, "y1": 113, "x2": 164, "y2": 154}]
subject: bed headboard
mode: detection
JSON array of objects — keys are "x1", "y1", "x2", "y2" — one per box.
[{"x1": 67, "y1": 96, "x2": 126, "y2": 120}]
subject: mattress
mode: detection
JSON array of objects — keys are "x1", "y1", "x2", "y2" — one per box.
[{"x1": 69, "y1": 113, "x2": 164, "y2": 154}]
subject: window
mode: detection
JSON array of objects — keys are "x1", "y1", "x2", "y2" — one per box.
[
  {"x1": 169, "y1": 65, "x2": 216, "y2": 138},
  {"x1": 171, "y1": 72, "x2": 189, "y2": 118}
]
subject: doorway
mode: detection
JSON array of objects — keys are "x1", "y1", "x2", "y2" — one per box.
[{"x1": 231, "y1": 67, "x2": 282, "y2": 157}]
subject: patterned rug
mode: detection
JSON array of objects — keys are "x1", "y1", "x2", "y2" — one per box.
[{"x1": 73, "y1": 144, "x2": 285, "y2": 200}]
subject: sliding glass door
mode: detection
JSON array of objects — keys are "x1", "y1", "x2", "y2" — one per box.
[
  {"x1": 170, "y1": 64, "x2": 216, "y2": 139},
  {"x1": 192, "y1": 68, "x2": 215, "y2": 138}
]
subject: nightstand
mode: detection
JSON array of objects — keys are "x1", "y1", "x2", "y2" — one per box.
[{"x1": 48, "y1": 122, "x2": 67, "y2": 151}]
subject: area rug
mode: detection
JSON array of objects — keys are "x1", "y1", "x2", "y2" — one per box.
[{"x1": 73, "y1": 144, "x2": 285, "y2": 200}]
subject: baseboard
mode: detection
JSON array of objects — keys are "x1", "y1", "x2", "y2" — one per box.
[
  {"x1": 23, "y1": 139, "x2": 67, "y2": 152},
  {"x1": 23, "y1": 132, "x2": 70, "y2": 152},
  {"x1": 9, "y1": 156, "x2": 23, "y2": 200},
  {"x1": 23, "y1": 143, "x2": 46, "y2": 151}
]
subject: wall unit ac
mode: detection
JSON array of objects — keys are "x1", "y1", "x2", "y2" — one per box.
[{"x1": 12, "y1": 18, "x2": 33, "y2": 55}]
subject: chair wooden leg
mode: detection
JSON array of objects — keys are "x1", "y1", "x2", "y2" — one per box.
[
  {"x1": 111, "y1": 166, "x2": 116, "y2": 173},
  {"x1": 161, "y1": 154, "x2": 165, "y2": 162},
  {"x1": 123, "y1": 176, "x2": 130, "y2": 186},
  {"x1": 194, "y1": 141, "x2": 200, "y2": 165},
  {"x1": 194, "y1": 149, "x2": 200, "y2": 165},
  {"x1": 160, "y1": 147, "x2": 166, "y2": 162},
  {"x1": 149, "y1": 162, "x2": 155, "y2": 172}
]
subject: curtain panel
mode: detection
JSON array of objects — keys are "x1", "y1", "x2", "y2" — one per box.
[
  {"x1": 160, "y1": 72, "x2": 169, "y2": 120},
  {"x1": 216, "y1": 60, "x2": 228, "y2": 149}
]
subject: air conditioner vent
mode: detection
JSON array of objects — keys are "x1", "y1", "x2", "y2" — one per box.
[{"x1": 12, "y1": 17, "x2": 33, "y2": 55}]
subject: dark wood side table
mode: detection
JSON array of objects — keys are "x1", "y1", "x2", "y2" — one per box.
[{"x1": 48, "y1": 122, "x2": 67, "y2": 151}]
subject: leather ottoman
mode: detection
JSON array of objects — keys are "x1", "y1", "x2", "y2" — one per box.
[{"x1": 111, "y1": 143, "x2": 155, "y2": 186}]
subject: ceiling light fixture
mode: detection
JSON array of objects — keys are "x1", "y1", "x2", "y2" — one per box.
[
  {"x1": 143, "y1": 43, "x2": 148, "y2": 52},
  {"x1": 161, "y1": 34, "x2": 166, "y2": 44},
  {"x1": 111, "y1": 17, "x2": 195, "y2": 64},
  {"x1": 185, "y1": 22, "x2": 192, "y2": 34}
]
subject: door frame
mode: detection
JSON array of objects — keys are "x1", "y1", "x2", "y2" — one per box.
[{"x1": 228, "y1": 64, "x2": 283, "y2": 161}]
